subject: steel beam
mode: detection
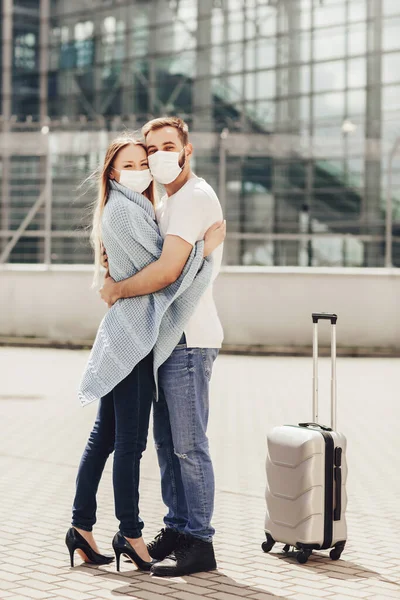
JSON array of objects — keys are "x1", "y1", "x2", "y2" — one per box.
[
  {"x1": 193, "y1": 0, "x2": 213, "y2": 131},
  {"x1": 1, "y1": 0, "x2": 13, "y2": 252},
  {"x1": 364, "y1": 0, "x2": 383, "y2": 266}
]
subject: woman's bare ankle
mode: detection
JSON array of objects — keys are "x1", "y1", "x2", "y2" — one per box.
[
  {"x1": 125, "y1": 536, "x2": 151, "y2": 562},
  {"x1": 73, "y1": 527, "x2": 100, "y2": 553}
]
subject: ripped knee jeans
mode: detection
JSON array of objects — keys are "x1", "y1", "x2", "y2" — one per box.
[{"x1": 153, "y1": 336, "x2": 219, "y2": 541}]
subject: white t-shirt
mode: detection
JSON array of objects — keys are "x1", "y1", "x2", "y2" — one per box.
[{"x1": 156, "y1": 176, "x2": 224, "y2": 349}]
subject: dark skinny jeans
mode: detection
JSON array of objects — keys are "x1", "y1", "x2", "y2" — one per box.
[{"x1": 72, "y1": 352, "x2": 154, "y2": 538}]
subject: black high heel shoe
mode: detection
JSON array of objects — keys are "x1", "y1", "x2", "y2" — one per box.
[
  {"x1": 112, "y1": 532, "x2": 156, "y2": 572},
  {"x1": 65, "y1": 527, "x2": 114, "y2": 567}
]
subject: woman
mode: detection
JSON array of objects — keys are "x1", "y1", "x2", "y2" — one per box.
[{"x1": 66, "y1": 135, "x2": 224, "y2": 572}]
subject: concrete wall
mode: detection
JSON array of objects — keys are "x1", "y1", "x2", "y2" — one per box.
[{"x1": 1, "y1": 265, "x2": 399, "y2": 352}]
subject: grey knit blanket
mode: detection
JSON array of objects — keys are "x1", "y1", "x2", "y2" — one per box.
[{"x1": 78, "y1": 181, "x2": 212, "y2": 406}]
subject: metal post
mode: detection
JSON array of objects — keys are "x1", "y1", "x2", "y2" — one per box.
[
  {"x1": 219, "y1": 129, "x2": 228, "y2": 215},
  {"x1": 219, "y1": 129, "x2": 228, "y2": 265},
  {"x1": 193, "y1": 0, "x2": 213, "y2": 131},
  {"x1": 385, "y1": 136, "x2": 400, "y2": 268},
  {"x1": 331, "y1": 322, "x2": 337, "y2": 431},
  {"x1": 1, "y1": 0, "x2": 13, "y2": 253},
  {"x1": 1, "y1": 0, "x2": 12, "y2": 127},
  {"x1": 39, "y1": 0, "x2": 50, "y2": 124},
  {"x1": 40, "y1": 0, "x2": 51, "y2": 265},
  {"x1": 364, "y1": 0, "x2": 383, "y2": 267},
  {"x1": 44, "y1": 138, "x2": 52, "y2": 265},
  {"x1": 241, "y1": 2, "x2": 248, "y2": 131},
  {"x1": 312, "y1": 322, "x2": 319, "y2": 423},
  {"x1": 122, "y1": 3, "x2": 133, "y2": 117}
]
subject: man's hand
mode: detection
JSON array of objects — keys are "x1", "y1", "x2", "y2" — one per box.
[
  {"x1": 100, "y1": 276, "x2": 120, "y2": 308},
  {"x1": 204, "y1": 220, "x2": 226, "y2": 257}
]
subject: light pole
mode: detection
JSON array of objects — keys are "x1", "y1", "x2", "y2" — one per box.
[{"x1": 385, "y1": 136, "x2": 400, "y2": 268}]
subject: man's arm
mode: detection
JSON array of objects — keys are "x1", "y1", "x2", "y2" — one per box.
[{"x1": 100, "y1": 235, "x2": 193, "y2": 306}]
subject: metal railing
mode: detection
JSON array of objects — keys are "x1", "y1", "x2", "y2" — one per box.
[{"x1": 1, "y1": 125, "x2": 400, "y2": 268}]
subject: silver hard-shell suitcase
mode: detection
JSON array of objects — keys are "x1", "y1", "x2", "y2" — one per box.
[{"x1": 263, "y1": 313, "x2": 347, "y2": 564}]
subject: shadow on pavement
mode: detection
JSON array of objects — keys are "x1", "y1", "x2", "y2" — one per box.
[
  {"x1": 274, "y1": 550, "x2": 400, "y2": 586},
  {"x1": 78, "y1": 564, "x2": 284, "y2": 599}
]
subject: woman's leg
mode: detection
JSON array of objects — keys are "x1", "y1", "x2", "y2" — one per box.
[
  {"x1": 112, "y1": 352, "x2": 154, "y2": 559},
  {"x1": 72, "y1": 391, "x2": 115, "y2": 536}
]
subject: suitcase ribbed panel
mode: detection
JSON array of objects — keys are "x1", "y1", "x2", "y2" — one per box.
[{"x1": 265, "y1": 426, "x2": 348, "y2": 548}]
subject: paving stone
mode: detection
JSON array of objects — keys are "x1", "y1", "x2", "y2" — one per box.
[
  {"x1": 315, "y1": 587, "x2": 371, "y2": 599},
  {"x1": 50, "y1": 589, "x2": 90, "y2": 600},
  {"x1": 204, "y1": 584, "x2": 254, "y2": 597},
  {"x1": 7, "y1": 588, "x2": 53, "y2": 600},
  {"x1": 166, "y1": 592, "x2": 210, "y2": 600},
  {"x1": 362, "y1": 589, "x2": 400, "y2": 599},
  {"x1": 209, "y1": 592, "x2": 260, "y2": 600}
]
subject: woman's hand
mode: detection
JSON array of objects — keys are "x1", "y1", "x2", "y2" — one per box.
[
  {"x1": 204, "y1": 220, "x2": 226, "y2": 257},
  {"x1": 100, "y1": 243, "x2": 109, "y2": 270},
  {"x1": 100, "y1": 276, "x2": 120, "y2": 307}
]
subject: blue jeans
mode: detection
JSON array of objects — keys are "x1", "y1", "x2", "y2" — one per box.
[
  {"x1": 153, "y1": 336, "x2": 219, "y2": 542},
  {"x1": 72, "y1": 352, "x2": 154, "y2": 538}
]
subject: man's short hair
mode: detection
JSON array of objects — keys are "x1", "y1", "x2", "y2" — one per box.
[{"x1": 142, "y1": 116, "x2": 189, "y2": 146}]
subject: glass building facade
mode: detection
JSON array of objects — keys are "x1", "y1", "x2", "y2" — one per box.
[{"x1": 1, "y1": 0, "x2": 400, "y2": 266}]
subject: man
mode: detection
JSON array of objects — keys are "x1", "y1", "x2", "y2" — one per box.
[{"x1": 100, "y1": 117, "x2": 224, "y2": 577}]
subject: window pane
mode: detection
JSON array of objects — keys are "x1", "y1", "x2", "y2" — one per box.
[
  {"x1": 348, "y1": 89, "x2": 366, "y2": 119},
  {"x1": 246, "y1": 70, "x2": 275, "y2": 100},
  {"x1": 383, "y1": 52, "x2": 400, "y2": 84},
  {"x1": 348, "y1": 58, "x2": 366, "y2": 88},
  {"x1": 228, "y1": 11, "x2": 244, "y2": 42},
  {"x1": 211, "y1": 44, "x2": 225, "y2": 76},
  {"x1": 314, "y1": 0, "x2": 346, "y2": 27},
  {"x1": 349, "y1": 0, "x2": 366, "y2": 21},
  {"x1": 348, "y1": 22, "x2": 366, "y2": 56},
  {"x1": 256, "y1": 100, "x2": 275, "y2": 126},
  {"x1": 314, "y1": 92, "x2": 345, "y2": 119},
  {"x1": 257, "y1": 39, "x2": 275, "y2": 68},
  {"x1": 212, "y1": 8, "x2": 223, "y2": 45},
  {"x1": 227, "y1": 42, "x2": 243, "y2": 72},
  {"x1": 300, "y1": 65, "x2": 311, "y2": 94},
  {"x1": 314, "y1": 60, "x2": 345, "y2": 92},
  {"x1": 383, "y1": 17, "x2": 400, "y2": 51},
  {"x1": 300, "y1": 31, "x2": 311, "y2": 62},
  {"x1": 257, "y1": 4, "x2": 276, "y2": 36},
  {"x1": 300, "y1": 95, "x2": 310, "y2": 122},
  {"x1": 313, "y1": 26, "x2": 345, "y2": 60},
  {"x1": 174, "y1": 21, "x2": 196, "y2": 53},
  {"x1": 384, "y1": 0, "x2": 400, "y2": 16},
  {"x1": 168, "y1": 49, "x2": 195, "y2": 76},
  {"x1": 383, "y1": 84, "x2": 400, "y2": 112},
  {"x1": 300, "y1": 0, "x2": 311, "y2": 29}
]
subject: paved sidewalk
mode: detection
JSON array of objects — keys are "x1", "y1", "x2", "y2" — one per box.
[{"x1": 1, "y1": 347, "x2": 400, "y2": 600}]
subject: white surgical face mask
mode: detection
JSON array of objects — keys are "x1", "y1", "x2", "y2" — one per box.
[
  {"x1": 115, "y1": 168, "x2": 153, "y2": 194},
  {"x1": 148, "y1": 149, "x2": 185, "y2": 185}
]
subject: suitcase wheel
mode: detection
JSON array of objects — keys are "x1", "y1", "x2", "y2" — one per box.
[
  {"x1": 330, "y1": 542, "x2": 345, "y2": 561},
  {"x1": 296, "y1": 550, "x2": 312, "y2": 564},
  {"x1": 261, "y1": 533, "x2": 275, "y2": 553}
]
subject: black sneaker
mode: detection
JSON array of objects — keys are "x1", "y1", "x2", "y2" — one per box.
[
  {"x1": 147, "y1": 528, "x2": 180, "y2": 561},
  {"x1": 150, "y1": 534, "x2": 217, "y2": 577}
]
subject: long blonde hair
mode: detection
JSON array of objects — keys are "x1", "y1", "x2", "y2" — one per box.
[{"x1": 91, "y1": 135, "x2": 156, "y2": 286}]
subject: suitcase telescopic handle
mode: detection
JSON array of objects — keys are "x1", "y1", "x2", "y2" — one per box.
[
  {"x1": 312, "y1": 313, "x2": 337, "y2": 325},
  {"x1": 312, "y1": 313, "x2": 338, "y2": 430}
]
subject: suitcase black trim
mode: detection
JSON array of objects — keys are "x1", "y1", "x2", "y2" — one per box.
[
  {"x1": 293, "y1": 425, "x2": 334, "y2": 550},
  {"x1": 334, "y1": 447, "x2": 343, "y2": 521},
  {"x1": 320, "y1": 430, "x2": 334, "y2": 550}
]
